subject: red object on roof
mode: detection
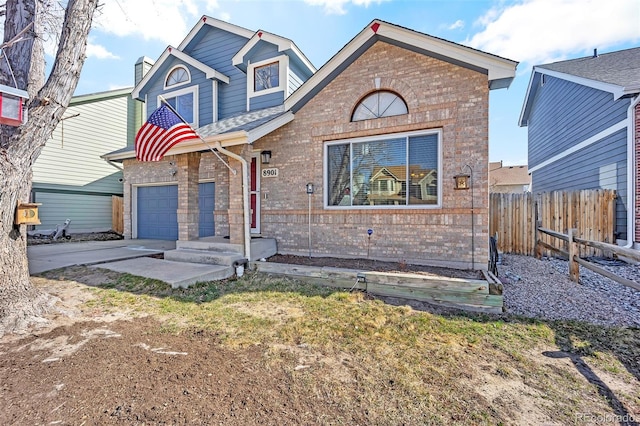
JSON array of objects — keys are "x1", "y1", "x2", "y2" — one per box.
[{"x1": 371, "y1": 22, "x2": 380, "y2": 33}]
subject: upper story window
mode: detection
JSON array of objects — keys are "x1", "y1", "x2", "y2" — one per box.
[
  {"x1": 159, "y1": 86, "x2": 198, "y2": 127},
  {"x1": 325, "y1": 130, "x2": 441, "y2": 209},
  {"x1": 352, "y1": 90, "x2": 408, "y2": 122},
  {"x1": 246, "y1": 56, "x2": 288, "y2": 110},
  {"x1": 254, "y1": 62, "x2": 279, "y2": 92},
  {"x1": 165, "y1": 66, "x2": 190, "y2": 88}
]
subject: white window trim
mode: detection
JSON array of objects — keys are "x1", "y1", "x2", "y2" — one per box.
[
  {"x1": 164, "y1": 65, "x2": 191, "y2": 89},
  {"x1": 246, "y1": 55, "x2": 289, "y2": 111},
  {"x1": 211, "y1": 80, "x2": 218, "y2": 123},
  {"x1": 158, "y1": 85, "x2": 199, "y2": 128},
  {"x1": 323, "y1": 129, "x2": 443, "y2": 210}
]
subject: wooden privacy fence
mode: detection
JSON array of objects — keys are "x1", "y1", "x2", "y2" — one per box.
[
  {"x1": 490, "y1": 189, "x2": 617, "y2": 257},
  {"x1": 112, "y1": 195, "x2": 124, "y2": 235}
]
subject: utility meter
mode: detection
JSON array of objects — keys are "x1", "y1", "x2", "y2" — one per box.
[{"x1": 306, "y1": 183, "x2": 314, "y2": 194}]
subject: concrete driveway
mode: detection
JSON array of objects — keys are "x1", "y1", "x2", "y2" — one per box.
[{"x1": 27, "y1": 239, "x2": 176, "y2": 274}]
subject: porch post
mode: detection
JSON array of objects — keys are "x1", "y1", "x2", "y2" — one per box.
[
  {"x1": 227, "y1": 155, "x2": 245, "y2": 246},
  {"x1": 177, "y1": 152, "x2": 201, "y2": 241}
]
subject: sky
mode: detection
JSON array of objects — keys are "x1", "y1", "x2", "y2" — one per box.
[{"x1": 55, "y1": 0, "x2": 640, "y2": 165}]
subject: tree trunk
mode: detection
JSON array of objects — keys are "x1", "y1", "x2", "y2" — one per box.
[{"x1": 0, "y1": 0, "x2": 98, "y2": 335}]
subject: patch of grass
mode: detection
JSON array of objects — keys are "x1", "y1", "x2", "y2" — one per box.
[{"x1": 46, "y1": 267, "x2": 640, "y2": 425}]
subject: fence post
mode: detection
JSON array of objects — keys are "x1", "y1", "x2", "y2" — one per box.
[
  {"x1": 534, "y1": 221, "x2": 541, "y2": 259},
  {"x1": 568, "y1": 228, "x2": 579, "y2": 283}
]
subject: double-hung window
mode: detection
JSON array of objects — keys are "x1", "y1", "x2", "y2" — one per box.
[
  {"x1": 160, "y1": 86, "x2": 198, "y2": 127},
  {"x1": 325, "y1": 130, "x2": 441, "y2": 208}
]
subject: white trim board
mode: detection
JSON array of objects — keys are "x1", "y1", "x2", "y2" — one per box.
[{"x1": 528, "y1": 119, "x2": 627, "y2": 174}]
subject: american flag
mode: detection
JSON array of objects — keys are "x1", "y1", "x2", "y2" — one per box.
[{"x1": 135, "y1": 105, "x2": 199, "y2": 162}]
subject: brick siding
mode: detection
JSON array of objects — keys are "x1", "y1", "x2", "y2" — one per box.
[
  {"x1": 253, "y1": 41, "x2": 490, "y2": 270},
  {"x1": 124, "y1": 40, "x2": 492, "y2": 270}
]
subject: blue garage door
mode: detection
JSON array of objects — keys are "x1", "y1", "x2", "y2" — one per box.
[
  {"x1": 137, "y1": 185, "x2": 178, "y2": 240},
  {"x1": 199, "y1": 182, "x2": 215, "y2": 237}
]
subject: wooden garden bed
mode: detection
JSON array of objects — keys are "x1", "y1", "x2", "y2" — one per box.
[{"x1": 251, "y1": 261, "x2": 503, "y2": 314}]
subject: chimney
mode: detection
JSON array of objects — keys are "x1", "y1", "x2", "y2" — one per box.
[
  {"x1": 593, "y1": 48, "x2": 598, "y2": 58},
  {"x1": 135, "y1": 56, "x2": 155, "y2": 85}
]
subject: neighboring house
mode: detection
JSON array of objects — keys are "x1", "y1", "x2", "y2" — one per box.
[
  {"x1": 104, "y1": 17, "x2": 517, "y2": 270},
  {"x1": 32, "y1": 88, "x2": 138, "y2": 233},
  {"x1": 519, "y1": 47, "x2": 640, "y2": 247},
  {"x1": 489, "y1": 161, "x2": 531, "y2": 193}
]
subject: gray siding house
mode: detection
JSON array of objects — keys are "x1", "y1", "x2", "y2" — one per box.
[
  {"x1": 519, "y1": 47, "x2": 640, "y2": 247},
  {"x1": 32, "y1": 88, "x2": 138, "y2": 233}
]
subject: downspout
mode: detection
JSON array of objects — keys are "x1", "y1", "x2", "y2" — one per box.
[
  {"x1": 212, "y1": 141, "x2": 251, "y2": 261},
  {"x1": 624, "y1": 94, "x2": 640, "y2": 248}
]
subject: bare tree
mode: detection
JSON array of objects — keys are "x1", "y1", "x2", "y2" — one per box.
[{"x1": 0, "y1": 0, "x2": 98, "y2": 334}]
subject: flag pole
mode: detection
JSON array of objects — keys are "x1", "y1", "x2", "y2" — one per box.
[{"x1": 158, "y1": 96, "x2": 237, "y2": 175}]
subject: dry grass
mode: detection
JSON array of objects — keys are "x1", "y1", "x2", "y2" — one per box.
[{"x1": 37, "y1": 266, "x2": 640, "y2": 425}]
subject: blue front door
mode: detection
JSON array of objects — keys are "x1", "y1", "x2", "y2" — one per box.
[
  {"x1": 137, "y1": 185, "x2": 178, "y2": 240},
  {"x1": 199, "y1": 182, "x2": 215, "y2": 237}
]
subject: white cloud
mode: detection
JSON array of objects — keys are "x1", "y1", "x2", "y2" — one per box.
[
  {"x1": 303, "y1": 0, "x2": 387, "y2": 15},
  {"x1": 86, "y1": 42, "x2": 120, "y2": 60},
  {"x1": 93, "y1": 0, "x2": 204, "y2": 46},
  {"x1": 448, "y1": 19, "x2": 464, "y2": 30},
  {"x1": 466, "y1": 0, "x2": 640, "y2": 65}
]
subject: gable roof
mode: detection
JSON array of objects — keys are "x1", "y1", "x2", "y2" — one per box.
[
  {"x1": 178, "y1": 16, "x2": 254, "y2": 51},
  {"x1": 489, "y1": 164, "x2": 530, "y2": 187},
  {"x1": 232, "y1": 30, "x2": 316, "y2": 75},
  {"x1": 131, "y1": 47, "x2": 230, "y2": 100},
  {"x1": 539, "y1": 47, "x2": 640, "y2": 89},
  {"x1": 285, "y1": 19, "x2": 518, "y2": 113},
  {"x1": 519, "y1": 47, "x2": 640, "y2": 126}
]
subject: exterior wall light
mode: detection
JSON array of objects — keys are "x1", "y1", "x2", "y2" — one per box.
[
  {"x1": 261, "y1": 150, "x2": 272, "y2": 164},
  {"x1": 453, "y1": 174, "x2": 470, "y2": 190}
]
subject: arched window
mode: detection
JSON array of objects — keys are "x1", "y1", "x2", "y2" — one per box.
[
  {"x1": 165, "y1": 66, "x2": 190, "y2": 88},
  {"x1": 352, "y1": 90, "x2": 408, "y2": 122}
]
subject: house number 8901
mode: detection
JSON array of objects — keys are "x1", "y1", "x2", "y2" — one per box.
[{"x1": 261, "y1": 168, "x2": 279, "y2": 178}]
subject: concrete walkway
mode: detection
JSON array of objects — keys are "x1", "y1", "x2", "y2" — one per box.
[
  {"x1": 27, "y1": 239, "x2": 176, "y2": 274},
  {"x1": 27, "y1": 239, "x2": 238, "y2": 288}
]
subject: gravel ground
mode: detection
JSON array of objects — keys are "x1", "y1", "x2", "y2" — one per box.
[{"x1": 499, "y1": 254, "x2": 640, "y2": 328}]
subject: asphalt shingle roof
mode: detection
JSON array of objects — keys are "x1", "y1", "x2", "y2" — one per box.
[
  {"x1": 197, "y1": 105, "x2": 286, "y2": 138},
  {"x1": 538, "y1": 47, "x2": 640, "y2": 89}
]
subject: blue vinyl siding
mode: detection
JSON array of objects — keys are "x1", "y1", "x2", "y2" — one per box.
[
  {"x1": 199, "y1": 182, "x2": 215, "y2": 237},
  {"x1": 250, "y1": 43, "x2": 279, "y2": 63},
  {"x1": 249, "y1": 91, "x2": 285, "y2": 110},
  {"x1": 144, "y1": 59, "x2": 213, "y2": 126},
  {"x1": 186, "y1": 26, "x2": 250, "y2": 119},
  {"x1": 531, "y1": 128, "x2": 628, "y2": 239},
  {"x1": 288, "y1": 67, "x2": 304, "y2": 96},
  {"x1": 137, "y1": 185, "x2": 178, "y2": 240},
  {"x1": 528, "y1": 75, "x2": 630, "y2": 168}
]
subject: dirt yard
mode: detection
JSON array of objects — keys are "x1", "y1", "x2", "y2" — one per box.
[{"x1": 1, "y1": 258, "x2": 638, "y2": 425}]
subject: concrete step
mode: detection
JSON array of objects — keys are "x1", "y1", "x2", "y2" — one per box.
[
  {"x1": 177, "y1": 240, "x2": 244, "y2": 253},
  {"x1": 175, "y1": 238, "x2": 277, "y2": 261},
  {"x1": 164, "y1": 248, "x2": 245, "y2": 266}
]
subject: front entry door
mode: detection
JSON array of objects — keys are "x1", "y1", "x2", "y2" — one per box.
[{"x1": 250, "y1": 156, "x2": 260, "y2": 234}]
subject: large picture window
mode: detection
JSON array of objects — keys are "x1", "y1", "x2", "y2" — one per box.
[{"x1": 326, "y1": 130, "x2": 440, "y2": 208}]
